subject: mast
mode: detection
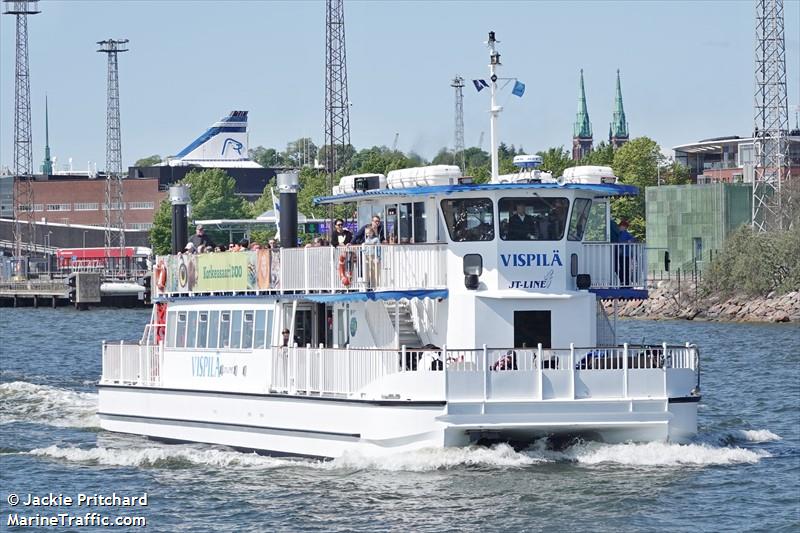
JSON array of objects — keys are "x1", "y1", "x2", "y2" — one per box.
[{"x1": 487, "y1": 31, "x2": 502, "y2": 183}]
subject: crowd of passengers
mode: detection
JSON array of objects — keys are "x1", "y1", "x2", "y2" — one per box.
[{"x1": 182, "y1": 216, "x2": 399, "y2": 255}]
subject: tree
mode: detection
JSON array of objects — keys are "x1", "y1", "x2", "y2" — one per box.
[
  {"x1": 249, "y1": 146, "x2": 285, "y2": 167},
  {"x1": 610, "y1": 137, "x2": 661, "y2": 240},
  {"x1": 134, "y1": 155, "x2": 162, "y2": 167},
  {"x1": 149, "y1": 168, "x2": 249, "y2": 254},
  {"x1": 284, "y1": 137, "x2": 318, "y2": 168},
  {"x1": 579, "y1": 142, "x2": 614, "y2": 166},
  {"x1": 432, "y1": 147, "x2": 455, "y2": 166},
  {"x1": 536, "y1": 147, "x2": 574, "y2": 178}
]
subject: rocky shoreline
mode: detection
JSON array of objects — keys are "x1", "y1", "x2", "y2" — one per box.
[{"x1": 603, "y1": 280, "x2": 800, "y2": 323}]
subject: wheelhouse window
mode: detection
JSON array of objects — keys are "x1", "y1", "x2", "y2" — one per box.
[
  {"x1": 440, "y1": 198, "x2": 494, "y2": 242},
  {"x1": 499, "y1": 197, "x2": 569, "y2": 241},
  {"x1": 568, "y1": 198, "x2": 592, "y2": 241}
]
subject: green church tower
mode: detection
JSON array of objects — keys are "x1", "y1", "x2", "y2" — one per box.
[
  {"x1": 572, "y1": 69, "x2": 593, "y2": 160},
  {"x1": 609, "y1": 70, "x2": 629, "y2": 148}
]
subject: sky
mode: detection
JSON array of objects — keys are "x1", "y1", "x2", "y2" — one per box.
[{"x1": 1, "y1": 0, "x2": 799, "y2": 172}]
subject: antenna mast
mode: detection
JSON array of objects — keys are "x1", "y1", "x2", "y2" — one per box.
[
  {"x1": 4, "y1": 0, "x2": 40, "y2": 262},
  {"x1": 451, "y1": 75, "x2": 465, "y2": 170},
  {"x1": 97, "y1": 38, "x2": 128, "y2": 255},
  {"x1": 485, "y1": 32, "x2": 505, "y2": 183},
  {"x1": 752, "y1": 0, "x2": 789, "y2": 232}
]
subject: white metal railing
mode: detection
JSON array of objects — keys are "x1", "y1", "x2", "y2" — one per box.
[
  {"x1": 280, "y1": 244, "x2": 448, "y2": 292},
  {"x1": 266, "y1": 343, "x2": 698, "y2": 400},
  {"x1": 583, "y1": 242, "x2": 646, "y2": 289},
  {"x1": 101, "y1": 341, "x2": 163, "y2": 386}
]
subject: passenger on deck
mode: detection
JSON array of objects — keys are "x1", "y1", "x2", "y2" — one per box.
[
  {"x1": 362, "y1": 227, "x2": 381, "y2": 288},
  {"x1": 332, "y1": 219, "x2": 353, "y2": 246},
  {"x1": 188, "y1": 224, "x2": 215, "y2": 250},
  {"x1": 353, "y1": 215, "x2": 386, "y2": 244},
  {"x1": 615, "y1": 219, "x2": 636, "y2": 286}
]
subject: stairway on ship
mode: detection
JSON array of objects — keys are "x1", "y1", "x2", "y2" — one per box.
[{"x1": 385, "y1": 300, "x2": 423, "y2": 348}]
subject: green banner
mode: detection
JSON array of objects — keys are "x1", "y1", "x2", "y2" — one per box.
[{"x1": 156, "y1": 250, "x2": 276, "y2": 294}]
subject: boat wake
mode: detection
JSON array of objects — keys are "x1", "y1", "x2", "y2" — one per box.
[
  {"x1": 24, "y1": 432, "x2": 775, "y2": 472},
  {"x1": 0, "y1": 381, "x2": 99, "y2": 429}
]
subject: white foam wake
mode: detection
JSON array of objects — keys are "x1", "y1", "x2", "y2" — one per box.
[
  {"x1": 28, "y1": 444, "x2": 305, "y2": 469},
  {"x1": 0, "y1": 381, "x2": 99, "y2": 428},
  {"x1": 734, "y1": 429, "x2": 782, "y2": 442},
  {"x1": 539, "y1": 440, "x2": 769, "y2": 466},
  {"x1": 27, "y1": 439, "x2": 768, "y2": 471}
]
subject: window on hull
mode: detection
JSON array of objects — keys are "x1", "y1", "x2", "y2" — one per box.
[{"x1": 165, "y1": 308, "x2": 274, "y2": 351}]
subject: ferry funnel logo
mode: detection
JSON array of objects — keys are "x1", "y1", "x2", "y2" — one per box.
[{"x1": 222, "y1": 138, "x2": 244, "y2": 157}]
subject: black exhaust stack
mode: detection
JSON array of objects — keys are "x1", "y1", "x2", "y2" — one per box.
[
  {"x1": 170, "y1": 185, "x2": 190, "y2": 254},
  {"x1": 278, "y1": 172, "x2": 299, "y2": 248}
]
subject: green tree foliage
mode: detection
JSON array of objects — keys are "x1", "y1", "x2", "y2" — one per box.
[
  {"x1": 579, "y1": 142, "x2": 614, "y2": 166},
  {"x1": 134, "y1": 154, "x2": 162, "y2": 167},
  {"x1": 284, "y1": 137, "x2": 318, "y2": 167},
  {"x1": 432, "y1": 147, "x2": 455, "y2": 166},
  {"x1": 249, "y1": 146, "x2": 283, "y2": 167},
  {"x1": 149, "y1": 169, "x2": 249, "y2": 254},
  {"x1": 703, "y1": 225, "x2": 800, "y2": 296},
  {"x1": 535, "y1": 147, "x2": 574, "y2": 178},
  {"x1": 609, "y1": 137, "x2": 662, "y2": 240}
]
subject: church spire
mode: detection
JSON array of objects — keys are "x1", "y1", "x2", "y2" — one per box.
[
  {"x1": 572, "y1": 69, "x2": 593, "y2": 160},
  {"x1": 609, "y1": 69, "x2": 629, "y2": 148},
  {"x1": 41, "y1": 94, "x2": 53, "y2": 175}
]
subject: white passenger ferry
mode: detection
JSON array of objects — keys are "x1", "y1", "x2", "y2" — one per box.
[{"x1": 97, "y1": 34, "x2": 700, "y2": 459}]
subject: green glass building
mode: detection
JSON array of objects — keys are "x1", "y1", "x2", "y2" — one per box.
[{"x1": 645, "y1": 183, "x2": 752, "y2": 273}]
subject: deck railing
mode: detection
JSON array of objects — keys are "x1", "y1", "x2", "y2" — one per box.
[
  {"x1": 583, "y1": 242, "x2": 647, "y2": 289},
  {"x1": 280, "y1": 244, "x2": 448, "y2": 292},
  {"x1": 100, "y1": 341, "x2": 698, "y2": 401},
  {"x1": 101, "y1": 341, "x2": 163, "y2": 386}
]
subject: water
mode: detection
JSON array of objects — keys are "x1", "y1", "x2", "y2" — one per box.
[{"x1": 1, "y1": 308, "x2": 798, "y2": 532}]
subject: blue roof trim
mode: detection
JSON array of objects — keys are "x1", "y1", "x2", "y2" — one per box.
[
  {"x1": 589, "y1": 288, "x2": 648, "y2": 300},
  {"x1": 313, "y1": 182, "x2": 638, "y2": 205}
]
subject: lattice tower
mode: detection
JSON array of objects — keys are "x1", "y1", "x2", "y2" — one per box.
[
  {"x1": 324, "y1": 0, "x2": 351, "y2": 187},
  {"x1": 753, "y1": 0, "x2": 790, "y2": 232},
  {"x1": 451, "y1": 76, "x2": 466, "y2": 170},
  {"x1": 98, "y1": 39, "x2": 128, "y2": 253},
  {"x1": 4, "y1": 0, "x2": 40, "y2": 258}
]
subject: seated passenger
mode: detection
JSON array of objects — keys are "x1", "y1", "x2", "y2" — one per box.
[{"x1": 492, "y1": 350, "x2": 518, "y2": 371}]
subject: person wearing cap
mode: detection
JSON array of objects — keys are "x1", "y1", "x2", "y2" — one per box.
[{"x1": 188, "y1": 224, "x2": 215, "y2": 250}]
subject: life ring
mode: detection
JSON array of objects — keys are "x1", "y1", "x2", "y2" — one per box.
[
  {"x1": 155, "y1": 262, "x2": 167, "y2": 290},
  {"x1": 338, "y1": 254, "x2": 351, "y2": 287}
]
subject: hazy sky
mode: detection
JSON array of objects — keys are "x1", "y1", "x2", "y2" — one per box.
[{"x1": 1, "y1": 0, "x2": 799, "y2": 171}]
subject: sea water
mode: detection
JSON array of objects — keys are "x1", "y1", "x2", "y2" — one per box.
[{"x1": 1, "y1": 308, "x2": 798, "y2": 532}]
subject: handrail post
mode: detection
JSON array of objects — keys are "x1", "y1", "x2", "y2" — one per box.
[
  {"x1": 622, "y1": 342, "x2": 629, "y2": 399},
  {"x1": 304, "y1": 247, "x2": 309, "y2": 292},
  {"x1": 118, "y1": 340, "x2": 124, "y2": 383},
  {"x1": 401, "y1": 345, "x2": 407, "y2": 372},
  {"x1": 305, "y1": 345, "x2": 311, "y2": 396},
  {"x1": 319, "y1": 343, "x2": 324, "y2": 396},
  {"x1": 482, "y1": 344, "x2": 488, "y2": 409},
  {"x1": 569, "y1": 343, "x2": 575, "y2": 400},
  {"x1": 345, "y1": 344, "x2": 351, "y2": 395},
  {"x1": 537, "y1": 343, "x2": 543, "y2": 400},
  {"x1": 662, "y1": 341, "x2": 669, "y2": 396}
]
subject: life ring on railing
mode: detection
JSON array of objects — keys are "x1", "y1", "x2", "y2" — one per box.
[
  {"x1": 338, "y1": 253, "x2": 351, "y2": 287},
  {"x1": 154, "y1": 261, "x2": 167, "y2": 291}
]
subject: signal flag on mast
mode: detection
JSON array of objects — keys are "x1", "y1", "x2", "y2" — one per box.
[
  {"x1": 472, "y1": 79, "x2": 489, "y2": 92},
  {"x1": 512, "y1": 80, "x2": 526, "y2": 97}
]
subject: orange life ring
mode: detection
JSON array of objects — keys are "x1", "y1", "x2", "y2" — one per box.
[
  {"x1": 338, "y1": 254, "x2": 351, "y2": 287},
  {"x1": 155, "y1": 262, "x2": 167, "y2": 290}
]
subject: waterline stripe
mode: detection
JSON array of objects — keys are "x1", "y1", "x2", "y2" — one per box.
[{"x1": 98, "y1": 412, "x2": 361, "y2": 439}]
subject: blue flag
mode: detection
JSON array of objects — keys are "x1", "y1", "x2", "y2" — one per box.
[
  {"x1": 512, "y1": 80, "x2": 526, "y2": 97},
  {"x1": 472, "y1": 79, "x2": 489, "y2": 92}
]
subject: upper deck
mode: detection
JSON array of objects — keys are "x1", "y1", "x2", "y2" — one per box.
[{"x1": 155, "y1": 181, "x2": 646, "y2": 300}]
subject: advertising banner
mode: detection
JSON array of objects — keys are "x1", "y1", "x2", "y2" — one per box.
[{"x1": 155, "y1": 250, "x2": 275, "y2": 294}]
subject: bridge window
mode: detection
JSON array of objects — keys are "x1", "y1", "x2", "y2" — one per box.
[
  {"x1": 568, "y1": 198, "x2": 592, "y2": 241},
  {"x1": 499, "y1": 197, "x2": 569, "y2": 241},
  {"x1": 440, "y1": 198, "x2": 494, "y2": 242},
  {"x1": 583, "y1": 200, "x2": 609, "y2": 242}
]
